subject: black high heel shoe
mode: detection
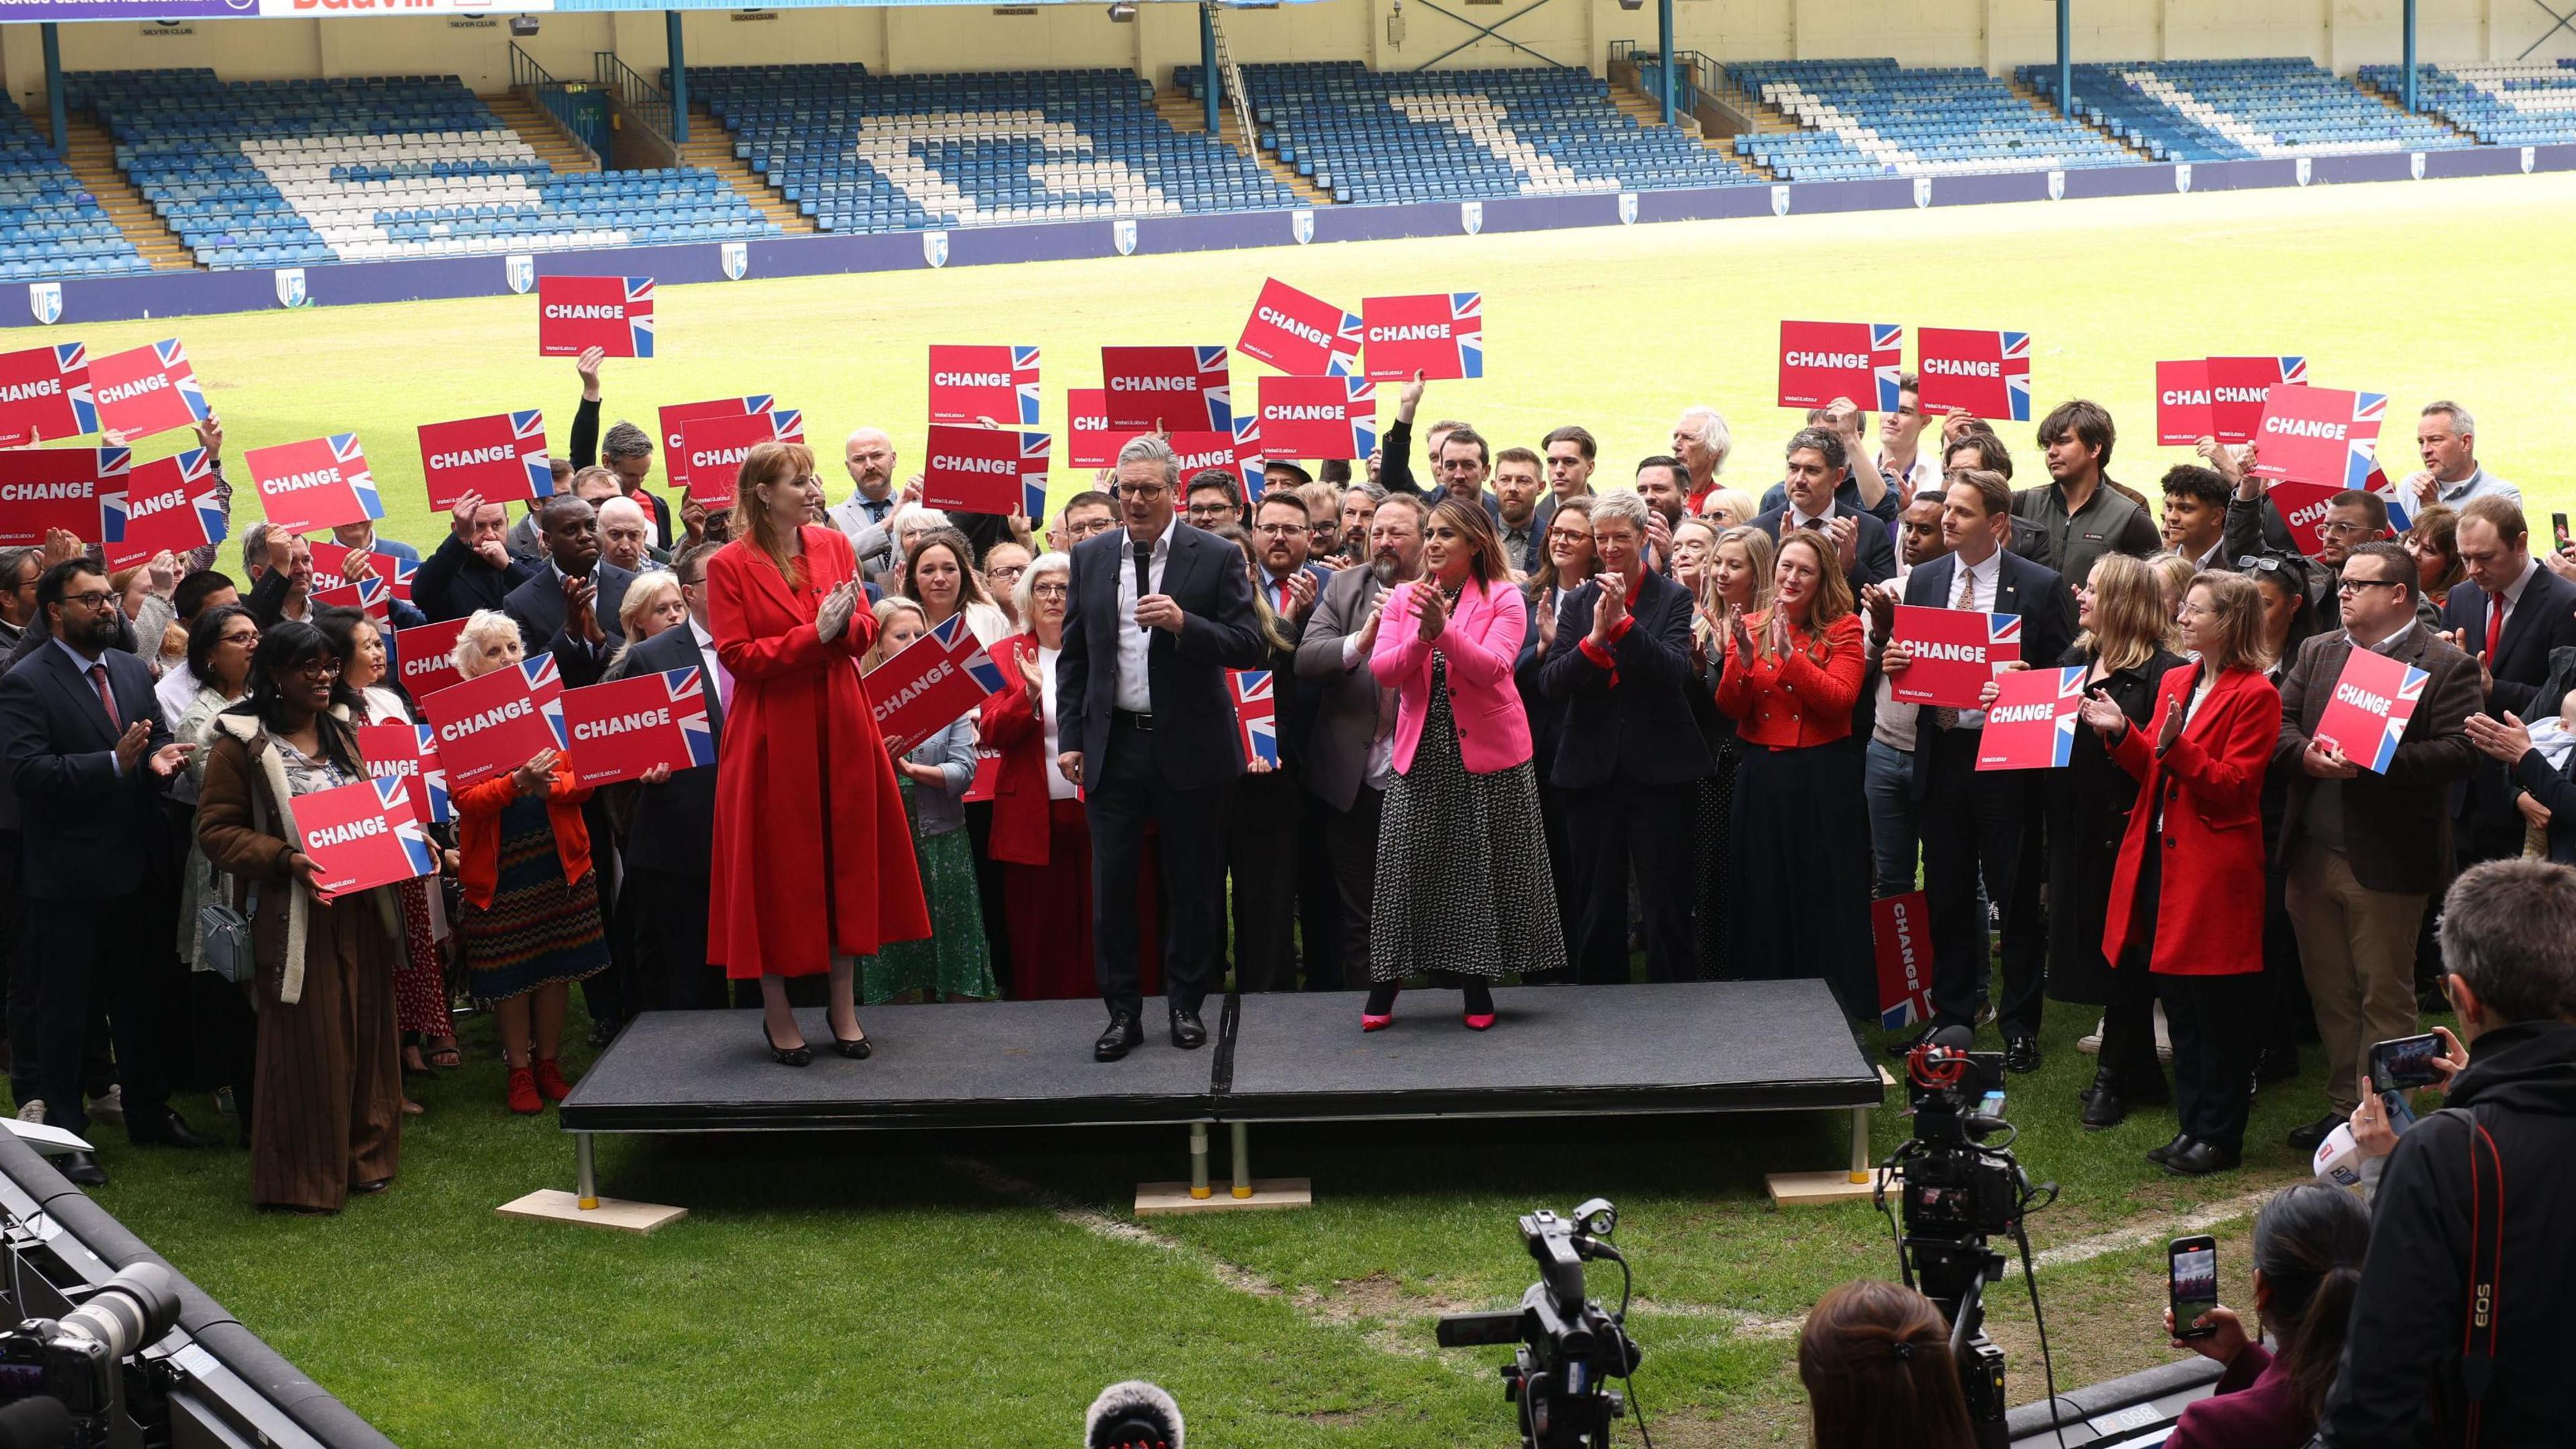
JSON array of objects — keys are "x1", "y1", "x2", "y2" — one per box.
[
  {"x1": 831, "y1": 1028, "x2": 871, "y2": 1060},
  {"x1": 763, "y1": 1022, "x2": 812, "y2": 1068}
]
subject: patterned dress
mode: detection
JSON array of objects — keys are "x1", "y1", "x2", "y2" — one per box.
[
  {"x1": 860, "y1": 778, "x2": 998, "y2": 1004},
  {"x1": 1371, "y1": 654, "x2": 1566, "y2": 983},
  {"x1": 459, "y1": 794, "x2": 608, "y2": 1005},
  {"x1": 360, "y1": 690, "x2": 451, "y2": 1037}
]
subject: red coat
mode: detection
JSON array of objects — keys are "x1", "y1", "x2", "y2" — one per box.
[
  {"x1": 453, "y1": 753, "x2": 592, "y2": 912},
  {"x1": 978, "y1": 632, "x2": 1053, "y2": 867},
  {"x1": 2100, "y1": 663, "x2": 2276, "y2": 977},
  {"x1": 705, "y1": 527, "x2": 929, "y2": 978}
]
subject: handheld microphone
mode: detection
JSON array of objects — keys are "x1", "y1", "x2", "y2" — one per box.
[{"x1": 1085, "y1": 1380, "x2": 1183, "y2": 1449}]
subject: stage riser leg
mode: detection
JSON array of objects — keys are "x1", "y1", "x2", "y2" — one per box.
[{"x1": 497, "y1": 1132, "x2": 690, "y2": 1234}]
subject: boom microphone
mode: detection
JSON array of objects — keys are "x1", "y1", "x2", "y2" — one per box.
[{"x1": 1084, "y1": 1380, "x2": 1183, "y2": 1449}]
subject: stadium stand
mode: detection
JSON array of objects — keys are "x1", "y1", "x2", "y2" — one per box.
[
  {"x1": 690, "y1": 64, "x2": 1296, "y2": 233},
  {"x1": 1195, "y1": 61, "x2": 1750, "y2": 205},
  {"x1": 63, "y1": 69, "x2": 777, "y2": 270},
  {"x1": 0, "y1": 95, "x2": 151, "y2": 282},
  {"x1": 2356, "y1": 61, "x2": 2576, "y2": 146},
  {"x1": 2019, "y1": 58, "x2": 2467, "y2": 161},
  {"x1": 1725, "y1": 60, "x2": 2134, "y2": 180}
]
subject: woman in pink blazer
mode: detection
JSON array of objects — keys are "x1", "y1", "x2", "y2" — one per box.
[{"x1": 1362, "y1": 495, "x2": 1568, "y2": 1030}]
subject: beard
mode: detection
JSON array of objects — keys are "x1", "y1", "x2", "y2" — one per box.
[{"x1": 69, "y1": 608, "x2": 121, "y2": 651}]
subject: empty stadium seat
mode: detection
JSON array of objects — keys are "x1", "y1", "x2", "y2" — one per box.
[
  {"x1": 2019, "y1": 58, "x2": 2467, "y2": 162},
  {"x1": 66, "y1": 68, "x2": 778, "y2": 270},
  {"x1": 0, "y1": 95, "x2": 152, "y2": 283},
  {"x1": 2355, "y1": 60, "x2": 2576, "y2": 146},
  {"x1": 1726, "y1": 59, "x2": 2131, "y2": 181}
]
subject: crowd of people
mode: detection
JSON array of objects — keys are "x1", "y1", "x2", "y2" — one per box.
[{"x1": 0, "y1": 347, "x2": 2563, "y2": 1224}]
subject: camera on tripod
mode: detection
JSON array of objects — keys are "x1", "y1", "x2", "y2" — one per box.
[
  {"x1": 0, "y1": 1260, "x2": 182, "y2": 1444},
  {"x1": 1434, "y1": 1199, "x2": 1642, "y2": 1449}
]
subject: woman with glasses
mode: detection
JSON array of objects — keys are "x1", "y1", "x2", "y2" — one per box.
[
  {"x1": 981, "y1": 541, "x2": 1033, "y2": 633},
  {"x1": 2403, "y1": 504, "x2": 2466, "y2": 612},
  {"x1": 2247, "y1": 553, "x2": 2322, "y2": 1084},
  {"x1": 1516, "y1": 494, "x2": 1594, "y2": 972},
  {"x1": 171, "y1": 604, "x2": 261, "y2": 1133},
  {"x1": 195, "y1": 621, "x2": 405, "y2": 1213}
]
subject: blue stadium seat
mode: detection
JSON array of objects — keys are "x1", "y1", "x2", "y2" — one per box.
[
  {"x1": 2019, "y1": 58, "x2": 2469, "y2": 162},
  {"x1": 2354, "y1": 60, "x2": 2576, "y2": 146},
  {"x1": 0, "y1": 95, "x2": 152, "y2": 281},
  {"x1": 1726, "y1": 59, "x2": 2131, "y2": 181}
]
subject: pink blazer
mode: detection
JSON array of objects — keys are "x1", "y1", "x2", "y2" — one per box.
[{"x1": 1370, "y1": 575, "x2": 1532, "y2": 775}]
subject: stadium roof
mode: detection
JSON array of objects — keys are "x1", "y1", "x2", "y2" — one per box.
[{"x1": 11, "y1": 0, "x2": 1311, "y2": 21}]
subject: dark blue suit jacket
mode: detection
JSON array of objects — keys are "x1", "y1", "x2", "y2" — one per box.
[
  {"x1": 610, "y1": 623, "x2": 722, "y2": 877},
  {"x1": 1901, "y1": 547, "x2": 2076, "y2": 795},
  {"x1": 2440, "y1": 564, "x2": 2576, "y2": 832},
  {"x1": 0, "y1": 642, "x2": 176, "y2": 901},
  {"x1": 1056, "y1": 520, "x2": 1267, "y2": 793},
  {"x1": 504, "y1": 560, "x2": 638, "y2": 689},
  {"x1": 414, "y1": 532, "x2": 537, "y2": 623},
  {"x1": 1536, "y1": 568, "x2": 1713, "y2": 788},
  {"x1": 1751, "y1": 500, "x2": 1898, "y2": 590},
  {"x1": 1257, "y1": 561, "x2": 1334, "y2": 771}
]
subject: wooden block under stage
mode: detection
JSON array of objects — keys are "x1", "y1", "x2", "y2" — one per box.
[
  {"x1": 497, "y1": 1188, "x2": 690, "y2": 1234},
  {"x1": 1765, "y1": 1166, "x2": 1900, "y2": 1208},
  {"x1": 1134, "y1": 1178, "x2": 1314, "y2": 1216}
]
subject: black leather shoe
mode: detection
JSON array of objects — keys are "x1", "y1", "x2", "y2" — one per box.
[
  {"x1": 2287, "y1": 1112, "x2": 2345, "y2": 1152},
  {"x1": 2003, "y1": 1036, "x2": 2041, "y2": 1074},
  {"x1": 2080, "y1": 1084, "x2": 2127, "y2": 1131},
  {"x1": 351, "y1": 1177, "x2": 391, "y2": 1195},
  {"x1": 2145, "y1": 1133, "x2": 2190, "y2": 1165},
  {"x1": 2163, "y1": 1140, "x2": 2243, "y2": 1177},
  {"x1": 1095, "y1": 1012, "x2": 1144, "y2": 1062},
  {"x1": 131, "y1": 1110, "x2": 222, "y2": 1150},
  {"x1": 762, "y1": 1023, "x2": 812, "y2": 1068},
  {"x1": 1169, "y1": 1009, "x2": 1207, "y2": 1051},
  {"x1": 60, "y1": 1152, "x2": 105, "y2": 1187}
]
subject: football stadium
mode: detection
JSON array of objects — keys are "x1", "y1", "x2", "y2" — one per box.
[{"x1": 0, "y1": 0, "x2": 2569, "y2": 1445}]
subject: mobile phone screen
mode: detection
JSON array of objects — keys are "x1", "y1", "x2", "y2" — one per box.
[
  {"x1": 2171, "y1": 1244, "x2": 2218, "y2": 1331},
  {"x1": 2371, "y1": 1034, "x2": 2444, "y2": 1094}
]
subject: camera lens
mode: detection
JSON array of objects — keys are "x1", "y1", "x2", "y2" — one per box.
[{"x1": 58, "y1": 1265, "x2": 181, "y2": 1360}]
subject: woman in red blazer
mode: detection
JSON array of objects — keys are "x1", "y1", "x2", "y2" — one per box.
[
  {"x1": 706, "y1": 441, "x2": 929, "y2": 1065},
  {"x1": 1363, "y1": 495, "x2": 1562, "y2": 1028},
  {"x1": 2086, "y1": 570, "x2": 2279, "y2": 1175}
]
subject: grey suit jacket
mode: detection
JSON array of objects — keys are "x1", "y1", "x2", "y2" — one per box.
[{"x1": 1291, "y1": 563, "x2": 1389, "y2": 812}]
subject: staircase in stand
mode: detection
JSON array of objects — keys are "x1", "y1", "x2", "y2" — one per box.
[
  {"x1": 60, "y1": 113, "x2": 196, "y2": 270},
  {"x1": 1155, "y1": 88, "x2": 1334, "y2": 208},
  {"x1": 678, "y1": 105, "x2": 812, "y2": 233},
  {"x1": 2005, "y1": 76, "x2": 2157, "y2": 162},
  {"x1": 486, "y1": 91, "x2": 601, "y2": 174}
]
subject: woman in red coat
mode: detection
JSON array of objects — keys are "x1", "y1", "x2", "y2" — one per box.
[
  {"x1": 2085, "y1": 570, "x2": 2279, "y2": 1177},
  {"x1": 706, "y1": 441, "x2": 929, "y2": 1064}
]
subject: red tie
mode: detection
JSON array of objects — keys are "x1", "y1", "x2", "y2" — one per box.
[
  {"x1": 89, "y1": 663, "x2": 119, "y2": 730},
  {"x1": 2487, "y1": 593, "x2": 2505, "y2": 661},
  {"x1": 1277, "y1": 579, "x2": 1291, "y2": 613}
]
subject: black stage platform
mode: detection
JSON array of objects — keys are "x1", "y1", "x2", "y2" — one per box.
[{"x1": 552, "y1": 981, "x2": 1884, "y2": 1210}]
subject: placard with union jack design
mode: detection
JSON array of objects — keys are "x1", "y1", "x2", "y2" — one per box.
[
  {"x1": 928, "y1": 345, "x2": 1041, "y2": 427},
  {"x1": 922, "y1": 424, "x2": 1051, "y2": 519},
  {"x1": 88, "y1": 339, "x2": 209, "y2": 440},
  {"x1": 1236, "y1": 278, "x2": 1364, "y2": 378},
  {"x1": 1229, "y1": 669, "x2": 1279, "y2": 767},
  {"x1": 1360, "y1": 292, "x2": 1483, "y2": 382},
  {"x1": 0, "y1": 342, "x2": 96, "y2": 446},
  {"x1": 417, "y1": 653, "x2": 566, "y2": 792},
  {"x1": 2250, "y1": 384, "x2": 2386, "y2": 493},
  {"x1": 1890, "y1": 606, "x2": 2021, "y2": 709},
  {"x1": 244, "y1": 433, "x2": 380, "y2": 535},
  {"x1": 0, "y1": 445, "x2": 126, "y2": 547},
  {"x1": 105, "y1": 448, "x2": 221, "y2": 571},
  {"x1": 311, "y1": 574, "x2": 391, "y2": 623},
  {"x1": 2313, "y1": 646, "x2": 2428, "y2": 775},
  {"x1": 1064, "y1": 388, "x2": 1118, "y2": 470},
  {"x1": 393, "y1": 616, "x2": 470, "y2": 701},
  {"x1": 1977, "y1": 665, "x2": 2086, "y2": 771},
  {"x1": 673, "y1": 408, "x2": 804, "y2": 509},
  {"x1": 1256, "y1": 375, "x2": 1376, "y2": 462},
  {"x1": 861, "y1": 612, "x2": 1009, "y2": 756},
  {"x1": 292, "y1": 775, "x2": 438, "y2": 901},
  {"x1": 356, "y1": 720, "x2": 449, "y2": 826},
  {"x1": 560, "y1": 667, "x2": 717, "y2": 786},
  {"x1": 2205, "y1": 356, "x2": 2307, "y2": 445},
  {"x1": 1872, "y1": 892, "x2": 1934, "y2": 1032},
  {"x1": 1230, "y1": 415, "x2": 1266, "y2": 499},
  {"x1": 1776, "y1": 321, "x2": 1904, "y2": 411},
  {"x1": 1099, "y1": 345, "x2": 1232, "y2": 432},
  {"x1": 537, "y1": 275, "x2": 654, "y2": 358},
  {"x1": 1915, "y1": 328, "x2": 2031, "y2": 421},
  {"x1": 309, "y1": 540, "x2": 419, "y2": 604},
  {"x1": 418, "y1": 410, "x2": 550, "y2": 511}
]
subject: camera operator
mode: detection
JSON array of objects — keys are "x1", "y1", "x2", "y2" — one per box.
[
  {"x1": 2318, "y1": 858, "x2": 2576, "y2": 1449},
  {"x1": 1797, "y1": 1280, "x2": 1974, "y2": 1449},
  {"x1": 2161, "y1": 1186, "x2": 2369, "y2": 1449}
]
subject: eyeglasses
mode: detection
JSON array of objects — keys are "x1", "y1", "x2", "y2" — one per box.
[
  {"x1": 220, "y1": 629, "x2": 260, "y2": 647},
  {"x1": 2235, "y1": 555, "x2": 2288, "y2": 574},
  {"x1": 58, "y1": 590, "x2": 115, "y2": 610},
  {"x1": 2337, "y1": 576, "x2": 2408, "y2": 595},
  {"x1": 1031, "y1": 582, "x2": 1070, "y2": 599},
  {"x1": 1114, "y1": 484, "x2": 1169, "y2": 501},
  {"x1": 2316, "y1": 521, "x2": 2373, "y2": 538},
  {"x1": 296, "y1": 657, "x2": 345, "y2": 678},
  {"x1": 987, "y1": 564, "x2": 1028, "y2": 581},
  {"x1": 1252, "y1": 523, "x2": 1307, "y2": 538}
]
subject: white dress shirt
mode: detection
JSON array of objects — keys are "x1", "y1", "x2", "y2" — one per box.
[
  {"x1": 2488, "y1": 553, "x2": 2541, "y2": 644},
  {"x1": 1038, "y1": 643, "x2": 1078, "y2": 799},
  {"x1": 1113, "y1": 515, "x2": 1175, "y2": 714},
  {"x1": 1947, "y1": 549, "x2": 2003, "y2": 731},
  {"x1": 689, "y1": 617, "x2": 734, "y2": 714}
]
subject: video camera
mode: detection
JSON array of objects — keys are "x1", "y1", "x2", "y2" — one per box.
[
  {"x1": 1434, "y1": 1199, "x2": 1643, "y2": 1449},
  {"x1": 0, "y1": 1261, "x2": 182, "y2": 1447}
]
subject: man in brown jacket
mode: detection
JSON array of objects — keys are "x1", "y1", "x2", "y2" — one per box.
[{"x1": 2275, "y1": 541, "x2": 2484, "y2": 1152}]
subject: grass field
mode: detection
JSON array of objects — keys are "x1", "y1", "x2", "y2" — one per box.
[{"x1": 43, "y1": 172, "x2": 2567, "y2": 1448}]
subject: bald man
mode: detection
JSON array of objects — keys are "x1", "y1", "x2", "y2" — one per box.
[
  {"x1": 597, "y1": 494, "x2": 665, "y2": 573},
  {"x1": 828, "y1": 427, "x2": 904, "y2": 580}
]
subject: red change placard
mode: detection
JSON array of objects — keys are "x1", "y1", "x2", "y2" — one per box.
[
  {"x1": 1165, "y1": 431, "x2": 1240, "y2": 483},
  {"x1": 393, "y1": 616, "x2": 470, "y2": 701},
  {"x1": 2207, "y1": 356, "x2": 2306, "y2": 445},
  {"x1": 1872, "y1": 890, "x2": 1933, "y2": 1032},
  {"x1": 928, "y1": 345, "x2": 1040, "y2": 427},
  {"x1": 1976, "y1": 665, "x2": 2086, "y2": 771},
  {"x1": 243, "y1": 433, "x2": 379, "y2": 535},
  {"x1": 105, "y1": 449, "x2": 220, "y2": 571},
  {"x1": 2312, "y1": 645, "x2": 2430, "y2": 775},
  {"x1": 537, "y1": 275, "x2": 654, "y2": 358},
  {"x1": 1891, "y1": 605, "x2": 2021, "y2": 708},
  {"x1": 311, "y1": 575, "x2": 392, "y2": 623},
  {"x1": 674, "y1": 409, "x2": 804, "y2": 509},
  {"x1": 419, "y1": 410, "x2": 549, "y2": 511},
  {"x1": 2265, "y1": 481, "x2": 2342, "y2": 556},
  {"x1": 309, "y1": 540, "x2": 417, "y2": 602},
  {"x1": 1099, "y1": 346, "x2": 1232, "y2": 433},
  {"x1": 921, "y1": 425, "x2": 1050, "y2": 519},
  {"x1": 1778, "y1": 321, "x2": 1903, "y2": 411},
  {"x1": 0, "y1": 446, "x2": 125, "y2": 547},
  {"x1": 356, "y1": 720, "x2": 447, "y2": 826},
  {"x1": 1236, "y1": 278, "x2": 1363, "y2": 378},
  {"x1": 1258, "y1": 375, "x2": 1377, "y2": 461},
  {"x1": 1915, "y1": 328, "x2": 2031, "y2": 422},
  {"x1": 2251, "y1": 384, "x2": 2387, "y2": 492},
  {"x1": 294, "y1": 775, "x2": 437, "y2": 901},
  {"x1": 2155, "y1": 360, "x2": 2213, "y2": 446},
  {"x1": 88, "y1": 339, "x2": 209, "y2": 440},
  {"x1": 1065, "y1": 388, "x2": 1118, "y2": 470},
  {"x1": 417, "y1": 653, "x2": 566, "y2": 791},
  {"x1": 560, "y1": 667, "x2": 717, "y2": 786},
  {"x1": 1360, "y1": 292, "x2": 1484, "y2": 382},
  {"x1": 861, "y1": 612, "x2": 1008, "y2": 755},
  {"x1": 0, "y1": 343, "x2": 96, "y2": 446}
]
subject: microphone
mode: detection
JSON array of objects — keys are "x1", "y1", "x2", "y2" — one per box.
[
  {"x1": 0, "y1": 1396, "x2": 72, "y2": 1449},
  {"x1": 1085, "y1": 1380, "x2": 1183, "y2": 1449},
  {"x1": 1927, "y1": 1024, "x2": 1977, "y2": 1052}
]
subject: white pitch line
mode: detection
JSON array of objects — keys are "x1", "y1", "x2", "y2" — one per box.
[{"x1": 2030, "y1": 1190, "x2": 2276, "y2": 1271}]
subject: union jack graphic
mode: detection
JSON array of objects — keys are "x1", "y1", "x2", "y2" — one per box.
[
  {"x1": 2366, "y1": 466, "x2": 2411, "y2": 533},
  {"x1": 1231, "y1": 415, "x2": 1265, "y2": 499},
  {"x1": 318, "y1": 574, "x2": 390, "y2": 623},
  {"x1": 2277, "y1": 357, "x2": 2308, "y2": 386},
  {"x1": 511, "y1": 409, "x2": 553, "y2": 497},
  {"x1": 1999, "y1": 331, "x2": 2032, "y2": 422},
  {"x1": 622, "y1": 278, "x2": 656, "y2": 358},
  {"x1": 327, "y1": 432, "x2": 382, "y2": 522},
  {"x1": 1451, "y1": 293, "x2": 1486, "y2": 379},
  {"x1": 1230, "y1": 669, "x2": 1279, "y2": 767},
  {"x1": 1329, "y1": 309, "x2": 1366, "y2": 378},
  {"x1": 521, "y1": 654, "x2": 568, "y2": 749},
  {"x1": 1195, "y1": 345, "x2": 1234, "y2": 431},
  {"x1": 1011, "y1": 346, "x2": 1042, "y2": 426},
  {"x1": 150, "y1": 340, "x2": 212, "y2": 425},
  {"x1": 2043, "y1": 665, "x2": 2086, "y2": 769},
  {"x1": 2343, "y1": 392, "x2": 2389, "y2": 492},
  {"x1": 93, "y1": 446, "x2": 130, "y2": 544},
  {"x1": 413, "y1": 722, "x2": 449, "y2": 824},
  {"x1": 659, "y1": 667, "x2": 718, "y2": 768},
  {"x1": 958, "y1": 645, "x2": 1008, "y2": 695},
  {"x1": 926, "y1": 613, "x2": 970, "y2": 651},
  {"x1": 1016, "y1": 429, "x2": 1052, "y2": 519},
  {"x1": 1986, "y1": 612, "x2": 2022, "y2": 655},
  {"x1": 2365, "y1": 663, "x2": 2430, "y2": 775},
  {"x1": 1348, "y1": 378, "x2": 1379, "y2": 462},
  {"x1": 1870, "y1": 323, "x2": 1904, "y2": 413},
  {"x1": 374, "y1": 776, "x2": 440, "y2": 879},
  {"x1": 174, "y1": 448, "x2": 225, "y2": 544}
]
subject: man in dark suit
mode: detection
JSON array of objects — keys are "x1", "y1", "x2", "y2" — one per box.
[
  {"x1": 2275, "y1": 541, "x2": 2483, "y2": 1152},
  {"x1": 1292, "y1": 494, "x2": 1422, "y2": 990},
  {"x1": 1058, "y1": 435, "x2": 1266, "y2": 1059},
  {"x1": 0, "y1": 560, "x2": 219, "y2": 1185},
  {"x1": 503, "y1": 494, "x2": 639, "y2": 690},
  {"x1": 1884, "y1": 470, "x2": 2076, "y2": 1071},
  {"x1": 1538, "y1": 489, "x2": 1713, "y2": 984},
  {"x1": 1236, "y1": 490, "x2": 1336, "y2": 992},
  {"x1": 2440, "y1": 494, "x2": 2576, "y2": 868},
  {"x1": 414, "y1": 490, "x2": 538, "y2": 623},
  {"x1": 1752, "y1": 427, "x2": 1898, "y2": 592},
  {"x1": 608, "y1": 542, "x2": 730, "y2": 1013}
]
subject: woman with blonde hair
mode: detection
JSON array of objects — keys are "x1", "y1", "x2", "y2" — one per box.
[
  {"x1": 1696, "y1": 486, "x2": 1758, "y2": 531},
  {"x1": 1691, "y1": 525, "x2": 1773, "y2": 979},
  {"x1": 2149, "y1": 551, "x2": 2198, "y2": 624},
  {"x1": 855, "y1": 598, "x2": 994, "y2": 1004},
  {"x1": 606, "y1": 568, "x2": 687, "y2": 675},
  {"x1": 705, "y1": 441, "x2": 928, "y2": 1065}
]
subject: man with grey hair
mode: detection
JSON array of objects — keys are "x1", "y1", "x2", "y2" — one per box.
[
  {"x1": 1057, "y1": 433, "x2": 1265, "y2": 1061},
  {"x1": 1337, "y1": 482, "x2": 1385, "y2": 559},
  {"x1": 2320, "y1": 857, "x2": 2576, "y2": 1449},
  {"x1": 2403, "y1": 399, "x2": 2518, "y2": 512},
  {"x1": 564, "y1": 347, "x2": 674, "y2": 552},
  {"x1": 1671, "y1": 405, "x2": 1731, "y2": 512}
]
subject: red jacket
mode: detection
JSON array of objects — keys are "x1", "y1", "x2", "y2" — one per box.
[
  {"x1": 2100, "y1": 663, "x2": 2276, "y2": 977},
  {"x1": 978, "y1": 632, "x2": 1054, "y2": 867},
  {"x1": 453, "y1": 753, "x2": 593, "y2": 912},
  {"x1": 1714, "y1": 610, "x2": 1865, "y2": 749}
]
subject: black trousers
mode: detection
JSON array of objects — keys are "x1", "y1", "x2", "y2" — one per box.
[
  {"x1": 23, "y1": 879, "x2": 184, "y2": 1142},
  {"x1": 1295, "y1": 802, "x2": 1343, "y2": 991},
  {"x1": 963, "y1": 802, "x2": 1014, "y2": 1000},
  {"x1": 1922, "y1": 731, "x2": 2045, "y2": 1037},
  {"x1": 1224, "y1": 769, "x2": 1302, "y2": 992},
  {"x1": 2161, "y1": 973, "x2": 2263, "y2": 1155},
  {"x1": 579, "y1": 800, "x2": 627, "y2": 1030},
  {"x1": 629, "y1": 865, "x2": 730, "y2": 1011},
  {"x1": 1089, "y1": 717, "x2": 1230, "y2": 1018},
  {"x1": 1524, "y1": 782, "x2": 1580, "y2": 985},
  {"x1": 1320, "y1": 784, "x2": 1383, "y2": 985},
  {"x1": 1566, "y1": 780, "x2": 1697, "y2": 984},
  {"x1": 2261, "y1": 865, "x2": 2314, "y2": 1057}
]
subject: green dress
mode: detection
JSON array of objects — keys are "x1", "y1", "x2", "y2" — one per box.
[{"x1": 860, "y1": 777, "x2": 997, "y2": 1003}]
